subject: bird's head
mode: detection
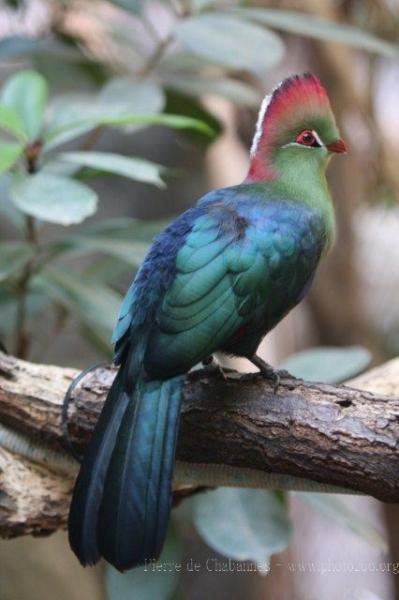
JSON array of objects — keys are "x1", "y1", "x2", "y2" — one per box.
[{"x1": 246, "y1": 73, "x2": 346, "y2": 182}]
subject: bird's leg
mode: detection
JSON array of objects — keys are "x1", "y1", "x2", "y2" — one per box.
[
  {"x1": 202, "y1": 355, "x2": 237, "y2": 379},
  {"x1": 248, "y1": 355, "x2": 291, "y2": 393}
]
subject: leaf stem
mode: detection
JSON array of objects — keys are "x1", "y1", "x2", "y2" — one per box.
[
  {"x1": 138, "y1": 33, "x2": 174, "y2": 78},
  {"x1": 14, "y1": 215, "x2": 39, "y2": 359}
]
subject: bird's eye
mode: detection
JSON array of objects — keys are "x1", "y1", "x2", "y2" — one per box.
[{"x1": 295, "y1": 129, "x2": 321, "y2": 147}]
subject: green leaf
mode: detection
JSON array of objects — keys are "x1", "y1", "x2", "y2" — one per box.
[
  {"x1": 280, "y1": 346, "x2": 371, "y2": 384},
  {"x1": 45, "y1": 81, "x2": 164, "y2": 146},
  {"x1": 59, "y1": 152, "x2": 165, "y2": 187},
  {"x1": 79, "y1": 216, "x2": 167, "y2": 243},
  {"x1": 0, "y1": 35, "x2": 81, "y2": 61},
  {"x1": 0, "y1": 241, "x2": 33, "y2": 282},
  {"x1": 100, "y1": 77, "x2": 165, "y2": 115},
  {"x1": 165, "y1": 91, "x2": 221, "y2": 148},
  {"x1": 175, "y1": 14, "x2": 284, "y2": 76},
  {"x1": 164, "y1": 75, "x2": 261, "y2": 107},
  {"x1": 0, "y1": 140, "x2": 23, "y2": 174},
  {"x1": 46, "y1": 217, "x2": 165, "y2": 266},
  {"x1": 44, "y1": 112, "x2": 214, "y2": 151},
  {"x1": 44, "y1": 97, "x2": 94, "y2": 149},
  {"x1": 231, "y1": 8, "x2": 399, "y2": 58},
  {"x1": 38, "y1": 266, "x2": 121, "y2": 332},
  {"x1": 106, "y1": 525, "x2": 181, "y2": 600},
  {"x1": 1, "y1": 70, "x2": 48, "y2": 140},
  {"x1": 0, "y1": 105, "x2": 27, "y2": 141},
  {"x1": 193, "y1": 488, "x2": 291, "y2": 569},
  {"x1": 50, "y1": 234, "x2": 149, "y2": 266},
  {"x1": 298, "y1": 493, "x2": 387, "y2": 552},
  {"x1": 10, "y1": 173, "x2": 97, "y2": 225}
]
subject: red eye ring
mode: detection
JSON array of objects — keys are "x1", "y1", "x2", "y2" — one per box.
[{"x1": 296, "y1": 129, "x2": 317, "y2": 146}]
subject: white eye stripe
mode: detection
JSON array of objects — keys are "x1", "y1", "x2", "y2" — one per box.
[
  {"x1": 282, "y1": 129, "x2": 324, "y2": 149},
  {"x1": 312, "y1": 130, "x2": 324, "y2": 146},
  {"x1": 282, "y1": 142, "x2": 311, "y2": 149}
]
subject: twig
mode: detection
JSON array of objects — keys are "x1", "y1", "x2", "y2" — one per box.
[{"x1": 138, "y1": 33, "x2": 174, "y2": 77}]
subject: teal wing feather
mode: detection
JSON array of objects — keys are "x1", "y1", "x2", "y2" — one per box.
[{"x1": 144, "y1": 202, "x2": 317, "y2": 377}]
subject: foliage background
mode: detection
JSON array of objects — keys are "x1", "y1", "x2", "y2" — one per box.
[{"x1": 0, "y1": 1, "x2": 398, "y2": 599}]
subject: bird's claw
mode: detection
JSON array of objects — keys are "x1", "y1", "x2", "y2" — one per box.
[
  {"x1": 248, "y1": 355, "x2": 294, "y2": 393},
  {"x1": 258, "y1": 365, "x2": 280, "y2": 393}
]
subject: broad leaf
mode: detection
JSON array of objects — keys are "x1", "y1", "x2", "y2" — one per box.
[
  {"x1": 59, "y1": 152, "x2": 165, "y2": 187},
  {"x1": 175, "y1": 14, "x2": 284, "y2": 76},
  {"x1": 10, "y1": 173, "x2": 97, "y2": 225},
  {"x1": 298, "y1": 493, "x2": 387, "y2": 552},
  {"x1": 106, "y1": 525, "x2": 181, "y2": 600},
  {"x1": 232, "y1": 8, "x2": 399, "y2": 58},
  {"x1": 46, "y1": 217, "x2": 163, "y2": 265},
  {"x1": 165, "y1": 91, "x2": 221, "y2": 148},
  {"x1": 49, "y1": 235, "x2": 149, "y2": 266},
  {"x1": 193, "y1": 488, "x2": 291, "y2": 570},
  {"x1": 0, "y1": 105, "x2": 27, "y2": 141},
  {"x1": 1, "y1": 70, "x2": 48, "y2": 139},
  {"x1": 78, "y1": 217, "x2": 167, "y2": 243},
  {"x1": 164, "y1": 75, "x2": 261, "y2": 107},
  {"x1": 0, "y1": 35, "x2": 83, "y2": 61},
  {"x1": 159, "y1": 50, "x2": 210, "y2": 73},
  {"x1": 100, "y1": 77, "x2": 164, "y2": 115},
  {"x1": 280, "y1": 346, "x2": 371, "y2": 384},
  {"x1": 38, "y1": 266, "x2": 121, "y2": 332},
  {"x1": 0, "y1": 241, "x2": 33, "y2": 282},
  {"x1": 0, "y1": 140, "x2": 23, "y2": 174},
  {"x1": 44, "y1": 111, "x2": 213, "y2": 151},
  {"x1": 45, "y1": 94, "x2": 107, "y2": 149}
]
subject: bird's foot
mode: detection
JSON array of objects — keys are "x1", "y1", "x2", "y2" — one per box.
[{"x1": 248, "y1": 355, "x2": 292, "y2": 393}]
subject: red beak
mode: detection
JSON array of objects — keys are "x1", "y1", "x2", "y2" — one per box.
[{"x1": 326, "y1": 138, "x2": 347, "y2": 154}]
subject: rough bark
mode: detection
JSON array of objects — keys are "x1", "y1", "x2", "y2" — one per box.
[{"x1": 0, "y1": 351, "x2": 398, "y2": 538}]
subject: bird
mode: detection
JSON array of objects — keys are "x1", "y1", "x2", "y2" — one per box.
[{"x1": 68, "y1": 72, "x2": 346, "y2": 571}]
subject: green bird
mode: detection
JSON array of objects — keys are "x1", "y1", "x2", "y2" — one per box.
[{"x1": 68, "y1": 72, "x2": 346, "y2": 571}]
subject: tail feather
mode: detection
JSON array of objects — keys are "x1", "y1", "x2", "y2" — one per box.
[
  {"x1": 98, "y1": 376, "x2": 184, "y2": 571},
  {"x1": 68, "y1": 341, "x2": 145, "y2": 567},
  {"x1": 68, "y1": 371, "x2": 129, "y2": 566}
]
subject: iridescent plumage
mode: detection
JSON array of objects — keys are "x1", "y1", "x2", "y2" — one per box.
[{"x1": 68, "y1": 73, "x2": 346, "y2": 571}]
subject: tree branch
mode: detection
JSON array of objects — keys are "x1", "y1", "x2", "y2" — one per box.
[{"x1": 0, "y1": 351, "x2": 398, "y2": 539}]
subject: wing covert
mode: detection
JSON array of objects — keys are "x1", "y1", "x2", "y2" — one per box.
[{"x1": 145, "y1": 207, "x2": 287, "y2": 374}]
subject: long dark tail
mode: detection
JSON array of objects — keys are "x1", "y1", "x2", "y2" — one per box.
[
  {"x1": 97, "y1": 376, "x2": 183, "y2": 570},
  {"x1": 68, "y1": 358, "x2": 184, "y2": 571}
]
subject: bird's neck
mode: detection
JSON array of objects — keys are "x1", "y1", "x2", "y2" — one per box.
[{"x1": 246, "y1": 150, "x2": 336, "y2": 254}]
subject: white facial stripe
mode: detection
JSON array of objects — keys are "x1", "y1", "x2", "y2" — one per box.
[
  {"x1": 250, "y1": 78, "x2": 286, "y2": 157},
  {"x1": 250, "y1": 93, "x2": 271, "y2": 157}
]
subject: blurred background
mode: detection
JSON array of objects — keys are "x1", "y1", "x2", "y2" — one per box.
[{"x1": 0, "y1": 0, "x2": 398, "y2": 599}]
